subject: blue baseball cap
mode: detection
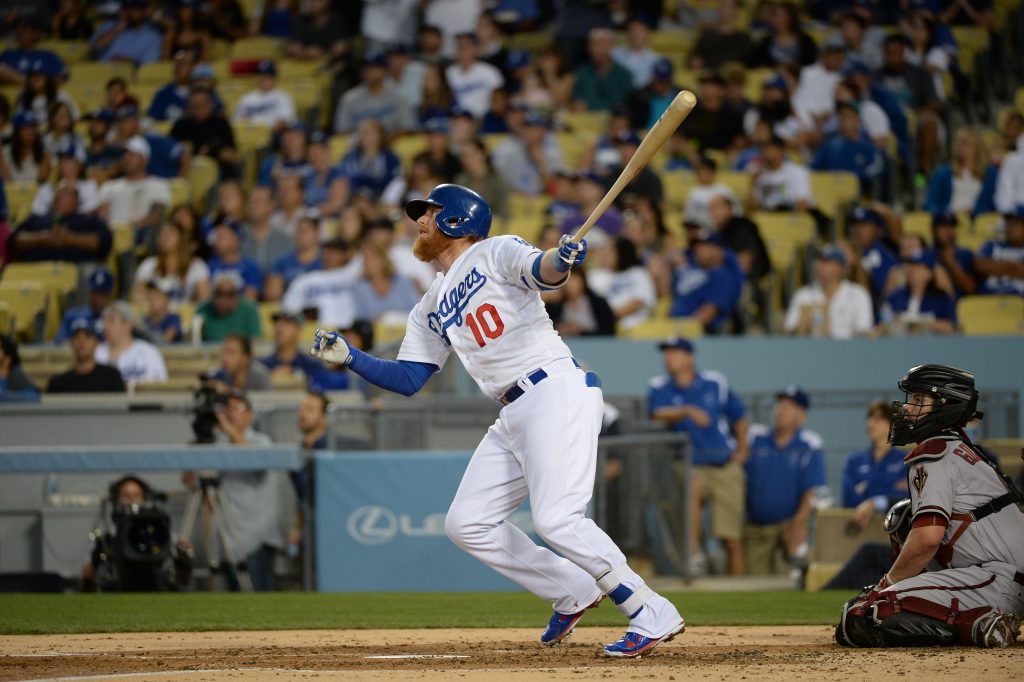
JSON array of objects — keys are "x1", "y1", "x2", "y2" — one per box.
[
  {"x1": 613, "y1": 128, "x2": 642, "y2": 146},
  {"x1": 693, "y1": 227, "x2": 727, "y2": 247},
  {"x1": 763, "y1": 74, "x2": 789, "y2": 92},
  {"x1": 506, "y1": 49, "x2": 532, "y2": 71},
  {"x1": 931, "y1": 210, "x2": 958, "y2": 227},
  {"x1": 309, "y1": 130, "x2": 328, "y2": 145},
  {"x1": 28, "y1": 58, "x2": 61, "y2": 77},
  {"x1": 424, "y1": 116, "x2": 451, "y2": 134},
  {"x1": 451, "y1": 104, "x2": 475, "y2": 120},
  {"x1": 777, "y1": 385, "x2": 810, "y2": 410},
  {"x1": 524, "y1": 110, "x2": 551, "y2": 128},
  {"x1": 652, "y1": 57, "x2": 673, "y2": 81},
  {"x1": 70, "y1": 317, "x2": 101, "y2": 337},
  {"x1": 842, "y1": 60, "x2": 872, "y2": 77},
  {"x1": 578, "y1": 171, "x2": 605, "y2": 186},
  {"x1": 659, "y1": 337, "x2": 695, "y2": 353},
  {"x1": 816, "y1": 244, "x2": 847, "y2": 266},
  {"x1": 216, "y1": 219, "x2": 243, "y2": 236},
  {"x1": 12, "y1": 110, "x2": 39, "y2": 128},
  {"x1": 256, "y1": 59, "x2": 277, "y2": 76},
  {"x1": 363, "y1": 50, "x2": 388, "y2": 68},
  {"x1": 88, "y1": 108, "x2": 116, "y2": 124},
  {"x1": 849, "y1": 206, "x2": 884, "y2": 228},
  {"x1": 56, "y1": 141, "x2": 86, "y2": 163},
  {"x1": 89, "y1": 268, "x2": 114, "y2": 293},
  {"x1": 115, "y1": 103, "x2": 140, "y2": 120}
]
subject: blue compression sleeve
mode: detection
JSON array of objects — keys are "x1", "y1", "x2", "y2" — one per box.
[{"x1": 346, "y1": 347, "x2": 437, "y2": 397}]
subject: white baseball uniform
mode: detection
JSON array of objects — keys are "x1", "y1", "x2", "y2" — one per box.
[{"x1": 397, "y1": 235, "x2": 682, "y2": 636}]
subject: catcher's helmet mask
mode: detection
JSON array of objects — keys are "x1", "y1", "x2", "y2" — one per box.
[
  {"x1": 405, "y1": 184, "x2": 492, "y2": 240},
  {"x1": 888, "y1": 364, "x2": 981, "y2": 446}
]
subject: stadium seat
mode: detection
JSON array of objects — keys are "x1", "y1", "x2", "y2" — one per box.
[
  {"x1": 391, "y1": 134, "x2": 427, "y2": 168},
  {"x1": 328, "y1": 134, "x2": 351, "y2": 161},
  {"x1": 507, "y1": 31, "x2": 553, "y2": 54},
  {"x1": 0, "y1": 301, "x2": 13, "y2": 336},
  {"x1": 68, "y1": 61, "x2": 133, "y2": 87},
  {"x1": 277, "y1": 59, "x2": 327, "y2": 80},
  {"x1": 561, "y1": 111, "x2": 608, "y2": 135},
  {"x1": 751, "y1": 211, "x2": 815, "y2": 244},
  {"x1": 4, "y1": 180, "x2": 38, "y2": 224},
  {"x1": 39, "y1": 40, "x2": 90, "y2": 65},
  {"x1": 169, "y1": 177, "x2": 191, "y2": 210},
  {"x1": 555, "y1": 131, "x2": 594, "y2": 170},
  {"x1": 500, "y1": 216, "x2": 544, "y2": 242},
  {"x1": 1015, "y1": 87, "x2": 1024, "y2": 117},
  {"x1": 136, "y1": 61, "x2": 174, "y2": 85},
  {"x1": 258, "y1": 303, "x2": 279, "y2": 340},
  {"x1": 187, "y1": 157, "x2": 220, "y2": 212},
  {"x1": 230, "y1": 37, "x2": 284, "y2": 59},
  {"x1": 506, "y1": 193, "x2": 549, "y2": 220},
  {"x1": 809, "y1": 171, "x2": 859, "y2": 222},
  {"x1": 284, "y1": 77, "x2": 324, "y2": 118},
  {"x1": 618, "y1": 317, "x2": 703, "y2": 340},
  {"x1": 0, "y1": 282, "x2": 48, "y2": 341},
  {"x1": 648, "y1": 29, "x2": 697, "y2": 58},
  {"x1": 973, "y1": 211, "x2": 1003, "y2": 237},
  {"x1": 1, "y1": 262, "x2": 79, "y2": 338},
  {"x1": 902, "y1": 211, "x2": 932, "y2": 241},
  {"x1": 481, "y1": 133, "x2": 509, "y2": 153},
  {"x1": 662, "y1": 171, "x2": 696, "y2": 212},
  {"x1": 717, "y1": 171, "x2": 752, "y2": 200},
  {"x1": 957, "y1": 295, "x2": 1024, "y2": 335}
]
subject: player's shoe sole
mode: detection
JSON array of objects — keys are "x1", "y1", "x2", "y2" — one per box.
[
  {"x1": 540, "y1": 596, "x2": 604, "y2": 646},
  {"x1": 604, "y1": 620, "x2": 686, "y2": 658},
  {"x1": 976, "y1": 612, "x2": 1021, "y2": 648}
]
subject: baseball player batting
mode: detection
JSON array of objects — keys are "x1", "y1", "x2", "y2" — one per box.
[
  {"x1": 311, "y1": 184, "x2": 685, "y2": 657},
  {"x1": 836, "y1": 364, "x2": 1024, "y2": 648}
]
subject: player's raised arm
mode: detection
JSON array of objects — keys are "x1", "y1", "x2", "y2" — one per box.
[
  {"x1": 310, "y1": 329, "x2": 438, "y2": 397},
  {"x1": 534, "y1": 236, "x2": 589, "y2": 286}
]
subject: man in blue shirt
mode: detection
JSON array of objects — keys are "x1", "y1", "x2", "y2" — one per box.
[
  {"x1": 810, "y1": 101, "x2": 883, "y2": 194},
  {"x1": 91, "y1": 0, "x2": 163, "y2": 65},
  {"x1": 926, "y1": 210, "x2": 976, "y2": 298},
  {"x1": 115, "y1": 104, "x2": 187, "y2": 179},
  {"x1": 669, "y1": 229, "x2": 744, "y2": 334},
  {"x1": 258, "y1": 309, "x2": 330, "y2": 386},
  {"x1": 841, "y1": 400, "x2": 907, "y2": 531},
  {"x1": 146, "y1": 51, "x2": 195, "y2": 124},
  {"x1": 744, "y1": 386, "x2": 827, "y2": 575},
  {"x1": 0, "y1": 18, "x2": 64, "y2": 86},
  {"x1": 648, "y1": 337, "x2": 748, "y2": 575},
  {"x1": 207, "y1": 221, "x2": 263, "y2": 300},
  {"x1": 974, "y1": 205, "x2": 1024, "y2": 295},
  {"x1": 54, "y1": 269, "x2": 116, "y2": 344},
  {"x1": 848, "y1": 205, "x2": 898, "y2": 302}
]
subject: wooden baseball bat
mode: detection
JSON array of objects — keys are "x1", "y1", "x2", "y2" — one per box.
[{"x1": 572, "y1": 90, "x2": 697, "y2": 243}]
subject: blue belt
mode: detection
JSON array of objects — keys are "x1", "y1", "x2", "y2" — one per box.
[{"x1": 498, "y1": 360, "x2": 601, "y2": 406}]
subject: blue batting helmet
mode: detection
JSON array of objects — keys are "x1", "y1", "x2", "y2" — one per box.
[{"x1": 405, "y1": 184, "x2": 492, "y2": 239}]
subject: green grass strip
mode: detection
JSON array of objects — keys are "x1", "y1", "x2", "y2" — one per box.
[{"x1": 0, "y1": 591, "x2": 848, "y2": 635}]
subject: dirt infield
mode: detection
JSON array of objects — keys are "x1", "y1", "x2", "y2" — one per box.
[{"x1": 2, "y1": 627, "x2": 1021, "y2": 681}]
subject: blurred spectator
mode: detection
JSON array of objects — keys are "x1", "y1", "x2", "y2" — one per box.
[
  {"x1": 792, "y1": 37, "x2": 847, "y2": 127},
  {"x1": 876, "y1": 34, "x2": 940, "y2": 173},
  {"x1": 241, "y1": 187, "x2": 291, "y2": 276},
  {"x1": 810, "y1": 101, "x2": 882, "y2": 194},
  {"x1": 162, "y1": 0, "x2": 210, "y2": 61},
  {"x1": 823, "y1": 78, "x2": 890, "y2": 150},
  {"x1": 31, "y1": 144, "x2": 99, "y2": 216},
  {"x1": 417, "y1": 62, "x2": 455, "y2": 124},
  {"x1": 0, "y1": 333, "x2": 39, "y2": 398},
  {"x1": 721, "y1": 62, "x2": 755, "y2": 120},
  {"x1": 140, "y1": 280, "x2": 183, "y2": 344},
  {"x1": 476, "y1": 12, "x2": 508, "y2": 75},
  {"x1": 97, "y1": 136, "x2": 170, "y2": 246},
  {"x1": 669, "y1": 228, "x2": 744, "y2": 334},
  {"x1": 16, "y1": 61, "x2": 78, "y2": 124},
  {"x1": 353, "y1": 241, "x2": 420, "y2": 323},
  {"x1": 55, "y1": 268, "x2": 115, "y2": 344},
  {"x1": 258, "y1": 309, "x2": 324, "y2": 382},
  {"x1": 995, "y1": 112, "x2": 1023, "y2": 163},
  {"x1": 744, "y1": 387, "x2": 825, "y2": 575},
  {"x1": 147, "y1": 51, "x2": 195, "y2": 124},
  {"x1": 196, "y1": 272, "x2": 262, "y2": 342},
  {"x1": 649, "y1": 337, "x2": 748, "y2": 576},
  {"x1": 926, "y1": 210, "x2": 976, "y2": 298},
  {"x1": 678, "y1": 72, "x2": 744, "y2": 153},
  {"x1": 839, "y1": 11, "x2": 883, "y2": 71},
  {"x1": 684, "y1": 155, "x2": 738, "y2": 229},
  {"x1": 47, "y1": 318, "x2": 126, "y2": 393},
  {"x1": 257, "y1": 124, "x2": 310, "y2": 189},
  {"x1": 537, "y1": 46, "x2": 574, "y2": 110},
  {"x1": 876, "y1": 253, "x2": 957, "y2": 335},
  {"x1": 751, "y1": 136, "x2": 812, "y2": 211},
  {"x1": 612, "y1": 15, "x2": 660, "y2": 89},
  {"x1": 202, "y1": 0, "x2": 249, "y2": 42},
  {"x1": 610, "y1": 129, "x2": 663, "y2": 206},
  {"x1": 559, "y1": 173, "x2": 620, "y2": 235},
  {"x1": 454, "y1": 138, "x2": 509, "y2": 222},
  {"x1": 212, "y1": 335, "x2": 271, "y2": 391},
  {"x1": 105, "y1": 77, "x2": 139, "y2": 114},
  {"x1": 286, "y1": 0, "x2": 350, "y2": 60},
  {"x1": 92, "y1": 0, "x2": 163, "y2": 65},
  {"x1": 707, "y1": 195, "x2": 771, "y2": 283},
  {"x1": 0, "y1": 17, "x2": 63, "y2": 86},
  {"x1": 96, "y1": 301, "x2": 169, "y2": 384},
  {"x1": 923, "y1": 128, "x2": 997, "y2": 216},
  {"x1": 364, "y1": 217, "x2": 436, "y2": 293},
  {"x1": 264, "y1": 215, "x2": 322, "y2": 302},
  {"x1": 171, "y1": 87, "x2": 238, "y2": 177},
  {"x1": 554, "y1": 0, "x2": 613, "y2": 70},
  {"x1": 974, "y1": 206, "x2": 1024, "y2": 296},
  {"x1": 545, "y1": 171, "x2": 581, "y2": 227},
  {"x1": 626, "y1": 58, "x2": 680, "y2": 133},
  {"x1": 752, "y1": 2, "x2": 818, "y2": 68},
  {"x1": 42, "y1": 102, "x2": 85, "y2": 165},
  {"x1": 334, "y1": 51, "x2": 415, "y2": 136},
  {"x1": 336, "y1": 119, "x2": 402, "y2": 202},
  {"x1": 297, "y1": 390, "x2": 330, "y2": 449},
  {"x1": 206, "y1": 176, "x2": 249, "y2": 237},
  {"x1": 133, "y1": 221, "x2": 210, "y2": 304},
  {"x1": 842, "y1": 401, "x2": 907, "y2": 531},
  {"x1": 844, "y1": 60, "x2": 911, "y2": 161},
  {"x1": 905, "y1": 13, "x2": 949, "y2": 103},
  {"x1": 994, "y1": 125, "x2": 1024, "y2": 213},
  {"x1": 785, "y1": 245, "x2": 873, "y2": 338},
  {"x1": 424, "y1": 0, "x2": 482, "y2": 58},
  {"x1": 387, "y1": 45, "x2": 427, "y2": 110},
  {"x1": 7, "y1": 184, "x2": 112, "y2": 263},
  {"x1": 303, "y1": 133, "x2": 346, "y2": 216},
  {"x1": 282, "y1": 237, "x2": 361, "y2": 327},
  {"x1": 743, "y1": 75, "x2": 811, "y2": 148},
  {"x1": 212, "y1": 391, "x2": 295, "y2": 592},
  {"x1": 416, "y1": 24, "x2": 447, "y2": 66},
  {"x1": 572, "y1": 29, "x2": 633, "y2": 112},
  {"x1": 362, "y1": 0, "x2": 418, "y2": 51},
  {"x1": 114, "y1": 104, "x2": 188, "y2": 180},
  {"x1": 446, "y1": 33, "x2": 505, "y2": 119},
  {"x1": 234, "y1": 60, "x2": 296, "y2": 132},
  {"x1": 544, "y1": 267, "x2": 616, "y2": 337},
  {"x1": 588, "y1": 236, "x2": 656, "y2": 331},
  {"x1": 448, "y1": 106, "x2": 478, "y2": 155},
  {"x1": 492, "y1": 111, "x2": 564, "y2": 196},
  {"x1": 689, "y1": 0, "x2": 754, "y2": 70},
  {"x1": 84, "y1": 109, "x2": 122, "y2": 183},
  {"x1": 208, "y1": 220, "x2": 262, "y2": 300},
  {"x1": 846, "y1": 205, "x2": 898, "y2": 301},
  {"x1": 0, "y1": 111, "x2": 50, "y2": 183}
]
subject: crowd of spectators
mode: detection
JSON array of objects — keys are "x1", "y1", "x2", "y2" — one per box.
[{"x1": 0, "y1": 0, "x2": 1021, "y2": 395}]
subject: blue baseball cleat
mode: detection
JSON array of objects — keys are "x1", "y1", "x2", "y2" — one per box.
[
  {"x1": 540, "y1": 597, "x2": 603, "y2": 646},
  {"x1": 604, "y1": 621, "x2": 686, "y2": 658}
]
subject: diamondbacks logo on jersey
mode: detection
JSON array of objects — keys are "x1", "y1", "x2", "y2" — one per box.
[
  {"x1": 427, "y1": 267, "x2": 489, "y2": 345},
  {"x1": 912, "y1": 464, "x2": 928, "y2": 495}
]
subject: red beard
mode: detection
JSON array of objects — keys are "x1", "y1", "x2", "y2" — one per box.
[{"x1": 413, "y1": 229, "x2": 452, "y2": 263}]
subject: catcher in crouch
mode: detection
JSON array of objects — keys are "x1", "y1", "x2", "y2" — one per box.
[{"x1": 836, "y1": 364, "x2": 1024, "y2": 648}]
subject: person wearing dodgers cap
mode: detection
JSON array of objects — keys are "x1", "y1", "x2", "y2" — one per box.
[
  {"x1": 233, "y1": 59, "x2": 296, "y2": 131},
  {"x1": 924, "y1": 210, "x2": 976, "y2": 298},
  {"x1": 743, "y1": 385, "x2": 826, "y2": 576},
  {"x1": 649, "y1": 336, "x2": 749, "y2": 576},
  {"x1": 46, "y1": 317, "x2": 127, "y2": 394},
  {"x1": 876, "y1": 250, "x2": 957, "y2": 335},
  {"x1": 784, "y1": 244, "x2": 874, "y2": 338},
  {"x1": 974, "y1": 204, "x2": 1024, "y2": 296},
  {"x1": 53, "y1": 268, "x2": 115, "y2": 343}
]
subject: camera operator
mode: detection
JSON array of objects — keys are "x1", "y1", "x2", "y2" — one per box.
[
  {"x1": 210, "y1": 390, "x2": 296, "y2": 591},
  {"x1": 82, "y1": 475, "x2": 192, "y2": 592}
]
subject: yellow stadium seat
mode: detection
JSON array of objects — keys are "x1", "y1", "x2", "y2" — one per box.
[
  {"x1": 68, "y1": 61, "x2": 133, "y2": 87},
  {"x1": 554, "y1": 131, "x2": 594, "y2": 170},
  {"x1": 1, "y1": 262, "x2": 79, "y2": 339},
  {"x1": 39, "y1": 40, "x2": 90, "y2": 65},
  {"x1": 507, "y1": 193, "x2": 550, "y2": 220},
  {"x1": 717, "y1": 171, "x2": 752, "y2": 200},
  {"x1": 0, "y1": 301, "x2": 13, "y2": 336},
  {"x1": 277, "y1": 59, "x2": 327, "y2": 80},
  {"x1": 328, "y1": 134, "x2": 351, "y2": 161},
  {"x1": 501, "y1": 215, "x2": 545, "y2": 242},
  {"x1": 809, "y1": 171, "x2": 860, "y2": 220},
  {"x1": 618, "y1": 316, "x2": 703, "y2": 340},
  {"x1": 649, "y1": 29, "x2": 697, "y2": 56},
  {"x1": 481, "y1": 133, "x2": 509, "y2": 153},
  {"x1": 662, "y1": 171, "x2": 696, "y2": 210},
  {"x1": 4, "y1": 180, "x2": 38, "y2": 224},
  {"x1": 902, "y1": 211, "x2": 933, "y2": 241},
  {"x1": 136, "y1": 60, "x2": 175, "y2": 85},
  {"x1": 508, "y1": 31, "x2": 553, "y2": 54},
  {"x1": 561, "y1": 111, "x2": 608, "y2": 135},
  {"x1": 187, "y1": 157, "x2": 220, "y2": 212},
  {"x1": 391, "y1": 134, "x2": 427, "y2": 167},
  {"x1": 752, "y1": 211, "x2": 815, "y2": 245},
  {"x1": 169, "y1": 178, "x2": 191, "y2": 209},
  {"x1": 957, "y1": 296, "x2": 1024, "y2": 335},
  {"x1": 284, "y1": 78, "x2": 323, "y2": 117},
  {"x1": 973, "y1": 212, "x2": 1003, "y2": 237},
  {"x1": 132, "y1": 84, "x2": 159, "y2": 114},
  {"x1": 1015, "y1": 87, "x2": 1024, "y2": 116},
  {"x1": 373, "y1": 321, "x2": 407, "y2": 346},
  {"x1": 230, "y1": 37, "x2": 284, "y2": 60},
  {"x1": 111, "y1": 223, "x2": 134, "y2": 255},
  {"x1": 237, "y1": 0, "x2": 262, "y2": 20},
  {"x1": 177, "y1": 303, "x2": 196, "y2": 339},
  {"x1": 0, "y1": 282, "x2": 48, "y2": 341},
  {"x1": 258, "y1": 302, "x2": 279, "y2": 340}
]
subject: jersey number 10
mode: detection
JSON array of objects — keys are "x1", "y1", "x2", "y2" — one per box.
[{"x1": 465, "y1": 303, "x2": 505, "y2": 347}]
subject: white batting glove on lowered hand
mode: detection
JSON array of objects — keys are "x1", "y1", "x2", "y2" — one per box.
[
  {"x1": 310, "y1": 328, "x2": 353, "y2": 366},
  {"x1": 553, "y1": 235, "x2": 588, "y2": 272}
]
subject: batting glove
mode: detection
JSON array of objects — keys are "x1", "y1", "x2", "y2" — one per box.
[
  {"x1": 310, "y1": 328, "x2": 353, "y2": 366},
  {"x1": 553, "y1": 235, "x2": 588, "y2": 272}
]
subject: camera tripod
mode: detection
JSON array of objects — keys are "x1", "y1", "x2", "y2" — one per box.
[{"x1": 179, "y1": 475, "x2": 253, "y2": 592}]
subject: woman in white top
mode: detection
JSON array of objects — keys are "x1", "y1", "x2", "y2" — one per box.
[
  {"x1": 30, "y1": 144, "x2": 99, "y2": 215},
  {"x1": 905, "y1": 14, "x2": 949, "y2": 101},
  {"x1": 133, "y1": 221, "x2": 211, "y2": 305},
  {"x1": 588, "y1": 236, "x2": 657, "y2": 331},
  {"x1": 15, "y1": 68, "x2": 79, "y2": 125},
  {"x1": 0, "y1": 111, "x2": 50, "y2": 183},
  {"x1": 42, "y1": 101, "x2": 86, "y2": 164}
]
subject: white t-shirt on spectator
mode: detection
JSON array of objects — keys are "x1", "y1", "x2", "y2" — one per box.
[
  {"x1": 685, "y1": 184, "x2": 739, "y2": 229},
  {"x1": 389, "y1": 243, "x2": 438, "y2": 293},
  {"x1": 233, "y1": 88, "x2": 296, "y2": 128},
  {"x1": 784, "y1": 280, "x2": 874, "y2": 339},
  {"x1": 611, "y1": 46, "x2": 660, "y2": 89},
  {"x1": 753, "y1": 161, "x2": 813, "y2": 210},
  {"x1": 743, "y1": 109, "x2": 812, "y2": 143},
  {"x1": 31, "y1": 180, "x2": 100, "y2": 215},
  {"x1": 445, "y1": 61, "x2": 504, "y2": 118},
  {"x1": 994, "y1": 135, "x2": 1024, "y2": 213},
  {"x1": 282, "y1": 258, "x2": 363, "y2": 327},
  {"x1": 134, "y1": 256, "x2": 211, "y2": 304},
  {"x1": 96, "y1": 339, "x2": 168, "y2": 384},
  {"x1": 906, "y1": 46, "x2": 949, "y2": 101},
  {"x1": 362, "y1": 0, "x2": 419, "y2": 47},
  {"x1": 792, "y1": 63, "x2": 842, "y2": 121},
  {"x1": 424, "y1": 0, "x2": 481, "y2": 57},
  {"x1": 602, "y1": 266, "x2": 657, "y2": 330},
  {"x1": 98, "y1": 176, "x2": 172, "y2": 225}
]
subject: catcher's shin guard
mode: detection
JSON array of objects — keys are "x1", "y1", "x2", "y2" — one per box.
[{"x1": 836, "y1": 593, "x2": 962, "y2": 647}]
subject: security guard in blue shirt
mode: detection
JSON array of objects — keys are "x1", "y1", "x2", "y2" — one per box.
[
  {"x1": 743, "y1": 386, "x2": 827, "y2": 575},
  {"x1": 648, "y1": 337, "x2": 748, "y2": 575},
  {"x1": 841, "y1": 400, "x2": 907, "y2": 530}
]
